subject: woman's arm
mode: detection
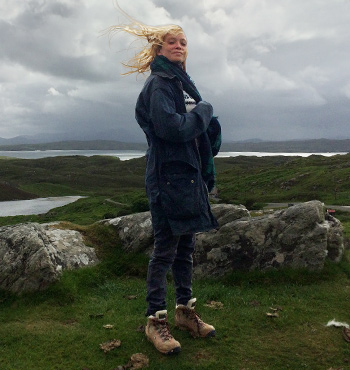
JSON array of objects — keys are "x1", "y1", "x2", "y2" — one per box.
[{"x1": 149, "y1": 87, "x2": 213, "y2": 143}]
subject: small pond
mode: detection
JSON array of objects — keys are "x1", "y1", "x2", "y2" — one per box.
[{"x1": 0, "y1": 196, "x2": 84, "y2": 217}]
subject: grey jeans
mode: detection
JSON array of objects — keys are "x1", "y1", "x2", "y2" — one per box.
[{"x1": 146, "y1": 203, "x2": 195, "y2": 316}]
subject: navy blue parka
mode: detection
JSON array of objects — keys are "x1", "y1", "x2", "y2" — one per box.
[{"x1": 135, "y1": 69, "x2": 218, "y2": 235}]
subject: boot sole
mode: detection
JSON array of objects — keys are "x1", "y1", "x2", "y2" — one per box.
[
  {"x1": 166, "y1": 346, "x2": 181, "y2": 355},
  {"x1": 176, "y1": 324, "x2": 199, "y2": 338},
  {"x1": 176, "y1": 325, "x2": 216, "y2": 338},
  {"x1": 206, "y1": 329, "x2": 216, "y2": 338}
]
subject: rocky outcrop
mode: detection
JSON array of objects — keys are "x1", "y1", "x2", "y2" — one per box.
[
  {"x1": 0, "y1": 223, "x2": 98, "y2": 293},
  {"x1": 99, "y1": 203, "x2": 250, "y2": 254},
  {"x1": 0, "y1": 201, "x2": 344, "y2": 294},
  {"x1": 103, "y1": 201, "x2": 344, "y2": 276},
  {"x1": 193, "y1": 201, "x2": 343, "y2": 277}
]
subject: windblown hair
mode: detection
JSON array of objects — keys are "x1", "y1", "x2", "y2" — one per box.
[{"x1": 106, "y1": 5, "x2": 186, "y2": 74}]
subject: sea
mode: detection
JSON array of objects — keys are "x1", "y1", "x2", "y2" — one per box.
[
  {"x1": 0, "y1": 149, "x2": 347, "y2": 217},
  {"x1": 0, "y1": 149, "x2": 348, "y2": 160}
]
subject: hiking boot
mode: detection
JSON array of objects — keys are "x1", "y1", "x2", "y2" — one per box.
[
  {"x1": 175, "y1": 298, "x2": 216, "y2": 338},
  {"x1": 145, "y1": 310, "x2": 181, "y2": 355}
]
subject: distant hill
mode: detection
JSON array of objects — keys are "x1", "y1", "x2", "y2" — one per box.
[
  {"x1": 0, "y1": 130, "x2": 145, "y2": 145},
  {"x1": 1, "y1": 138, "x2": 350, "y2": 153},
  {"x1": 0, "y1": 140, "x2": 148, "y2": 151}
]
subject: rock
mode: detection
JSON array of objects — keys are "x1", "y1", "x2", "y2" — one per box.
[
  {"x1": 0, "y1": 201, "x2": 344, "y2": 293},
  {"x1": 0, "y1": 223, "x2": 98, "y2": 293},
  {"x1": 101, "y1": 204, "x2": 250, "y2": 254},
  {"x1": 103, "y1": 201, "x2": 344, "y2": 277},
  {"x1": 325, "y1": 212, "x2": 344, "y2": 262},
  {"x1": 193, "y1": 200, "x2": 344, "y2": 277},
  {"x1": 211, "y1": 203, "x2": 250, "y2": 227},
  {"x1": 100, "y1": 211, "x2": 153, "y2": 253}
]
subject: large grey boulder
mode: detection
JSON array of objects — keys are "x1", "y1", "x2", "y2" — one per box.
[
  {"x1": 194, "y1": 200, "x2": 343, "y2": 277},
  {"x1": 0, "y1": 223, "x2": 98, "y2": 293}
]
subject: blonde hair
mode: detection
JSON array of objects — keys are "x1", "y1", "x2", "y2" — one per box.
[{"x1": 106, "y1": 6, "x2": 186, "y2": 74}]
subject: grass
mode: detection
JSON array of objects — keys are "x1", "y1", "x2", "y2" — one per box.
[
  {"x1": 1, "y1": 154, "x2": 350, "y2": 368},
  {"x1": 2, "y1": 154, "x2": 350, "y2": 208},
  {"x1": 0, "y1": 222, "x2": 349, "y2": 370},
  {"x1": 2, "y1": 154, "x2": 350, "y2": 227},
  {"x1": 0, "y1": 155, "x2": 146, "y2": 198},
  {"x1": 215, "y1": 154, "x2": 350, "y2": 207}
]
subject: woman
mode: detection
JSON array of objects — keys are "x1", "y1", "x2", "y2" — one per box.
[{"x1": 109, "y1": 15, "x2": 221, "y2": 355}]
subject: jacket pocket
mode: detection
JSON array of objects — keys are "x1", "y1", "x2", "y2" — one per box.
[{"x1": 160, "y1": 164, "x2": 201, "y2": 220}]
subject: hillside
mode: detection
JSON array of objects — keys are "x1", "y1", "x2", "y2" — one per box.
[
  {"x1": 1, "y1": 154, "x2": 350, "y2": 208},
  {"x1": 215, "y1": 154, "x2": 350, "y2": 207},
  {"x1": 0, "y1": 155, "x2": 146, "y2": 200},
  {"x1": 0, "y1": 182, "x2": 37, "y2": 201}
]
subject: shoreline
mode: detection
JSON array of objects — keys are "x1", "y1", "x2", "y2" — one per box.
[{"x1": 0, "y1": 149, "x2": 348, "y2": 161}]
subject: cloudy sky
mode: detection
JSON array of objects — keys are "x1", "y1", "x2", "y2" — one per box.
[{"x1": 1, "y1": 0, "x2": 350, "y2": 142}]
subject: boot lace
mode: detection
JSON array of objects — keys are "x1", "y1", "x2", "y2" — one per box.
[
  {"x1": 154, "y1": 319, "x2": 173, "y2": 341},
  {"x1": 184, "y1": 308, "x2": 205, "y2": 330}
]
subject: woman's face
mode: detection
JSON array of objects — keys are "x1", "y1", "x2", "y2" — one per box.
[{"x1": 157, "y1": 32, "x2": 187, "y2": 64}]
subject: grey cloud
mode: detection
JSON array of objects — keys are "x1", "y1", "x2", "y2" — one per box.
[
  {"x1": 152, "y1": 0, "x2": 204, "y2": 19},
  {"x1": 219, "y1": 97, "x2": 350, "y2": 141},
  {"x1": 1, "y1": 0, "x2": 350, "y2": 141},
  {"x1": 46, "y1": 1, "x2": 77, "y2": 18},
  {"x1": 16, "y1": 0, "x2": 78, "y2": 27},
  {"x1": 0, "y1": 19, "x2": 109, "y2": 82}
]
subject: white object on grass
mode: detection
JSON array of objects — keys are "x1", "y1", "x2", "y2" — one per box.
[{"x1": 326, "y1": 319, "x2": 350, "y2": 329}]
